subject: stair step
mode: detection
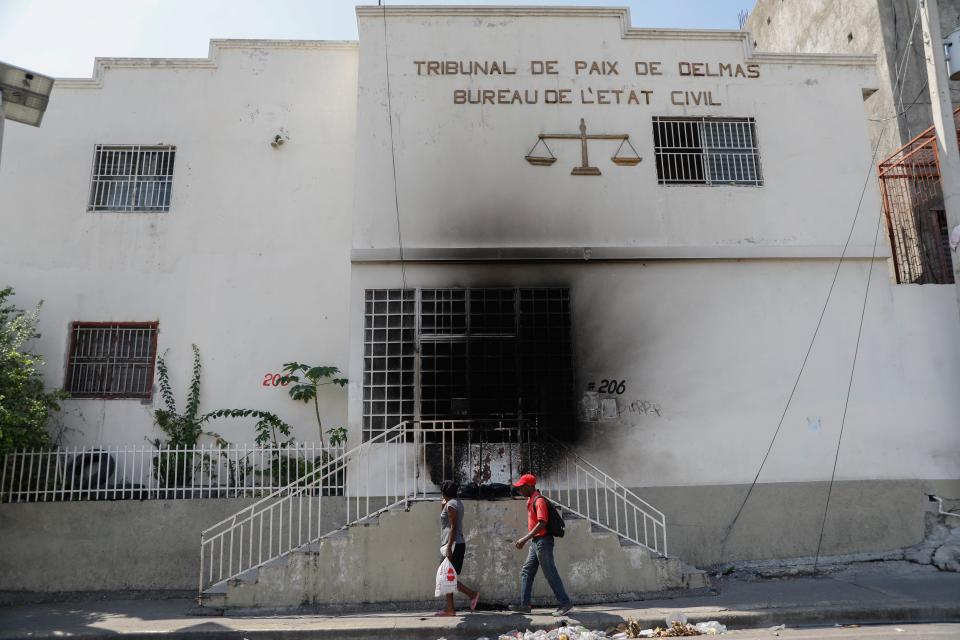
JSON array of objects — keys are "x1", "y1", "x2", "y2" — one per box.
[
  {"x1": 206, "y1": 498, "x2": 707, "y2": 609},
  {"x1": 227, "y1": 567, "x2": 260, "y2": 586},
  {"x1": 321, "y1": 527, "x2": 352, "y2": 540},
  {"x1": 196, "y1": 430, "x2": 703, "y2": 610}
]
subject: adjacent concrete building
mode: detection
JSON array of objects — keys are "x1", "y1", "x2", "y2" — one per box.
[
  {"x1": 746, "y1": 0, "x2": 960, "y2": 161},
  {"x1": 1, "y1": 6, "x2": 959, "y2": 600}
]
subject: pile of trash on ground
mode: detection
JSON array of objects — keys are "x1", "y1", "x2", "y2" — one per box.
[{"x1": 445, "y1": 615, "x2": 728, "y2": 640}]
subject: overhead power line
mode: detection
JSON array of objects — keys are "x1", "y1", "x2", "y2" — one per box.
[{"x1": 380, "y1": 1, "x2": 407, "y2": 290}]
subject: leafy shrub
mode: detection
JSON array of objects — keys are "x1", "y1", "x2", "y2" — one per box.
[
  {"x1": 152, "y1": 344, "x2": 293, "y2": 488},
  {"x1": 0, "y1": 287, "x2": 67, "y2": 457}
]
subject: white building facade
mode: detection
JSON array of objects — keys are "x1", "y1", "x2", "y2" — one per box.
[{"x1": 2, "y1": 7, "x2": 958, "y2": 566}]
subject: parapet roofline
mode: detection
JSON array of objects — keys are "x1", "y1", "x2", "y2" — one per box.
[
  {"x1": 53, "y1": 5, "x2": 879, "y2": 91},
  {"x1": 358, "y1": 4, "x2": 745, "y2": 41},
  {"x1": 55, "y1": 39, "x2": 359, "y2": 89},
  {"x1": 356, "y1": 5, "x2": 877, "y2": 67}
]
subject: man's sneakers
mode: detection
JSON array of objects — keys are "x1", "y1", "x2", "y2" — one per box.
[{"x1": 509, "y1": 604, "x2": 532, "y2": 613}]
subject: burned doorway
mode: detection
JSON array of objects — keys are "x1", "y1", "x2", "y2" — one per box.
[{"x1": 362, "y1": 287, "x2": 575, "y2": 444}]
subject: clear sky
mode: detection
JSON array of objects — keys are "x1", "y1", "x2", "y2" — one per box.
[{"x1": 0, "y1": 1, "x2": 752, "y2": 78}]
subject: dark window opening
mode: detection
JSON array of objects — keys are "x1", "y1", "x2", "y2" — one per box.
[{"x1": 362, "y1": 288, "x2": 574, "y2": 441}]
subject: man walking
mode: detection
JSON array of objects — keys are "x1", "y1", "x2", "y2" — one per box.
[{"x1": 509, "y1": 473, "x2": 573, "y2": 617}]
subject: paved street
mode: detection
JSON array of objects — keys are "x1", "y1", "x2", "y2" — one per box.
[
  {"x1": 720, "y1": 625, "x2": 959, "y2": 640},
  {"x1": 0, "y1": 562, "x2": 957, "y2": 640}
]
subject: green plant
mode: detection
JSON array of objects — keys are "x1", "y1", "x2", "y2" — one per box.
[
  {"x1": 0, "y1": 287, "x2": 68, "y2": 457},
  {"x1": 326, "y1": 426, "x2": 347, "y2": 447},
  {"x1": 152, "y1": 344, "x2": 294, "y2": 487},
  {"x1": 280, "y1": 362, "x2": 347, "y2": 448}
]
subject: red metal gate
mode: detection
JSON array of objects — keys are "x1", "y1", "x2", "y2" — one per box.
[{"x1": 878, "y1": 107, "x2": 959, "y2": 284}]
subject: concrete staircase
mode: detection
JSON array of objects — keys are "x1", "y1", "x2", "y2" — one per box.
[{"x1": 202, "y1": 499, "x2": 709, "y2": 611}]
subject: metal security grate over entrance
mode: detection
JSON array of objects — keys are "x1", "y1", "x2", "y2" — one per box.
[{"x1": 362, "y1": 288, "x2": 574, "y2": 441}]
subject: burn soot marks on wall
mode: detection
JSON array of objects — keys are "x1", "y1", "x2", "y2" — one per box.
[{"x1": 362, "y1": 287, "x2": 579, "y2": 488}]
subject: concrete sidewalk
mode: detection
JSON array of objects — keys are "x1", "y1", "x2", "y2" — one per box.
[{"x1": 0, "y1": 562, "x2": 957, "y2": 640}]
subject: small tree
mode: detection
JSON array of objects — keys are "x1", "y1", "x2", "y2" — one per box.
[
  {"x1": 280, "y1": 363, "x2": 347, "y2": 449},
  {"x1": 0, "y1": 287, "x2": 67, "y2": 457}
]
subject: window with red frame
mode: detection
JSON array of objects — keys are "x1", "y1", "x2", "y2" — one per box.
[{"x1": 65, "y1": 322, "x2": 159, "y2": 399}]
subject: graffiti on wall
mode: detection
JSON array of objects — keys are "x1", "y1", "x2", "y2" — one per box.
[{"x1": 579, "y1": 382, "x2": 662, "y2": 423}]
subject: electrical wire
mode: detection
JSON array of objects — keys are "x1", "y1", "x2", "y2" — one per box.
[
  {"x1": 893, "y1": 0, "x2": 923, "y2": 137},
  {"x1": 867, "y1": 80, "x2": 928, "y2": 122},
  {"x1": 381, "y1": 0, "x2": 407, "y2": 289},
  {"x1": 812, "y1": 164, "x2": 887, "y2": 572},
  {"x1": 722, "y1": 0, "x2": 926, "y2": 555},
  {"x1": 719, "y1": 122, "x2": 890, "y2": 553},
  {"x1": 812, "y1": 1, "x2": 928, "y2": 569}
]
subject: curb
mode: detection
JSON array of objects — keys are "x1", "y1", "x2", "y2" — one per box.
[
  {"x1": 193, "y1": 587, "x2": 717, "y2": 618},
  {"x1": 1, "y1": 603, "x2": 957, "y2": 640}
]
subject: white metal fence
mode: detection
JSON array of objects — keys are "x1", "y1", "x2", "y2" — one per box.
[
  {"x1": 199, "y1": 420, "x2": 668, "y2": 595},
  {"x1": 0, "y1": 444, "x2": 344, "y2": 503}
]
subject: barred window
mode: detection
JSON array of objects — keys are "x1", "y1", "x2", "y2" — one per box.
[
  {"x1": 653, "y1": 117, "x2": 762, "y2": 186},
  {"x1": 362, "y1": 288, "x2": 574, "y2": 441},
  {"x1": 65, "y1": 322, "x2": 159, "y2": 399},
  {"x1": 363, "y1": 290, "x2": 417, "y2": 439},
  {"x1": 87, "y1": 145, "x2": 176, "y2": 212}
]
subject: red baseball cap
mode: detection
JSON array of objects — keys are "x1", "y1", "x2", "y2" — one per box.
[{"x1": 513, "y1": 473, "x2": 537, "y2": 487}]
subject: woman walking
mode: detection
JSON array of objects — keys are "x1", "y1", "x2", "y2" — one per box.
[{"x1": 437, "y1": 480, "x2": 481, "y2": 616}]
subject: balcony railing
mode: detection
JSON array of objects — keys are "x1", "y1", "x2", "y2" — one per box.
[{"x1": 879, "y1": 106, "x2": 960, "y2": 284}]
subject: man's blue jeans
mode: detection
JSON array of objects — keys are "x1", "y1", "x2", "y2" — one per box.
[{"x1": 519, "y1": 535, "x2": 571, "y2": 606}]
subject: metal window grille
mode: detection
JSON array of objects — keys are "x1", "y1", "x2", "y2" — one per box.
[
  {"x1": 653, "y1": 117, "x2": 762, "y2": 186},
  {"x1": 87, "y1": 145, "x2": 176, "y2": 212},
  {"x1": 65, "y1": 322, "x2": 159, "y2": 399},
  {"x1": 878, "y1": 107, "x2": 960, "y2": 284},
  {"x1": 421, "y1": 288, "x2": 467, "y2": 336},
  {"x1": 362, "y1": 288, "x2": 574, "y2": 441},
  {"x1": 362, "y1": 290, "x2": 416, "y2": 440},
  {"x1": 517, "y1": 288, "x2": 574, "y2": 436}
]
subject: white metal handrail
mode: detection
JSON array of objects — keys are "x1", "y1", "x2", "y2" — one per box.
[
  {"x1": 0, "y1": 444, "x2": 343, "y2": 503},
  {"x1": 406, "y1": 420, "x2": 668, "y2": 556},
  {"x1": 199, "y1": 421, "x2": 413, "y2": 594},
  {"x1": 197, "y1": 420, "x2": 669, "y2": 596},
  {"x1": 538, "y1": 448, "x2": 668, "y2": 557}
]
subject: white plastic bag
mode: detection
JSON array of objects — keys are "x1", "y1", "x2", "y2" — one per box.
[
  {"x1": 694, "y1": 621, "x2": 727, "y2": 635},
  {"x1": 434, "y1": 557, "x2": 458, "y2": 596},
  {"x1": 665, "y1": 612, "x2": 688, "y2": 626}
]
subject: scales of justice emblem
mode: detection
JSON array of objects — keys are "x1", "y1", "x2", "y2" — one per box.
[{"x1": 525, "y1": 118, "x2": 642, "y2": 176}]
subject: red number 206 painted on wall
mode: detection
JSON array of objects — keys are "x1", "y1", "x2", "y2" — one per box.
[{"x1": 261, "y1": 373, "x2": 291, "y2": 388}]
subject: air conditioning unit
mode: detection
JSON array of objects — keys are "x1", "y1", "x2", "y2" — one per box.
[{"x1": 946, "y1": 27, "x2": 960, "y2": 81}]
